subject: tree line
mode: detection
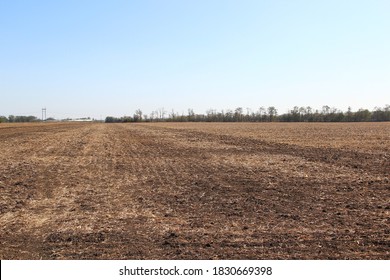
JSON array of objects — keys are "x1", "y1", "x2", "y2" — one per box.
[
  {"x1": 0, "y1": 115, "x2": 40, "y2": 123},
  {"x1": 2, "y1": 105, "x2": 389, "y2": 123},
  {"x1": 105, "y1": 105, "x2": 390, "y2": 123},
  {"x1": 0, "y1": 115, "x2": 91, "y2": 123}
]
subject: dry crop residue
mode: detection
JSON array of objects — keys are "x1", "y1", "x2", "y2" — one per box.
[{"x1": 0, "y1": 122, "x2": 389, "y2": 259}]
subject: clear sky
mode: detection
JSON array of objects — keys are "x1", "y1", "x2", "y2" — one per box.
[{"x1": 1, "y1": 0, "x2": 389, "y2": 119}]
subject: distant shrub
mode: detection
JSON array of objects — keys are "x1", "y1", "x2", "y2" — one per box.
[{"x1": 8, "y1": 115, "x2": 39, "y2": 122}]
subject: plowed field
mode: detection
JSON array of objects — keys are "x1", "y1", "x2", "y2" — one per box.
[{"x1": 0, "y1": 122, "x2": 389, "y2": 259}]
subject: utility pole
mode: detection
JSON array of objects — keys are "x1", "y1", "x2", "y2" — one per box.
[{"x1": 42, "y1": 108, "x2": 46, "y2": 121}]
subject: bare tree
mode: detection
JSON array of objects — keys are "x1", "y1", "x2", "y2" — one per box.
[
  {"x1": 267, "y1": 106, "x2": 277, "y2": 122},
  {"x1": 258, "y1": 107, "x2": 266, "y2": 121},
  {"x1": 187, "y1": 108, "x2": 195, "y2": 121},
  {"x1": 135, "y1": 109, "x2": 143, "y2": 121},
  {"x1": 234, "y1": 107, "x2": 243, "y2": 121},
  {"x1": 158, "y1": 108, "x2": 166, "y2": 120}
]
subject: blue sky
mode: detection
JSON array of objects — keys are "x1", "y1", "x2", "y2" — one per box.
[{"x1": 1, "y1": 0, "x2": 389, "y2": 119}]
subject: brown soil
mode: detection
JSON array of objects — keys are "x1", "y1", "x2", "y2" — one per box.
[{"x1": 0, "y1": 122, "x2": 389, "y2": 259}]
